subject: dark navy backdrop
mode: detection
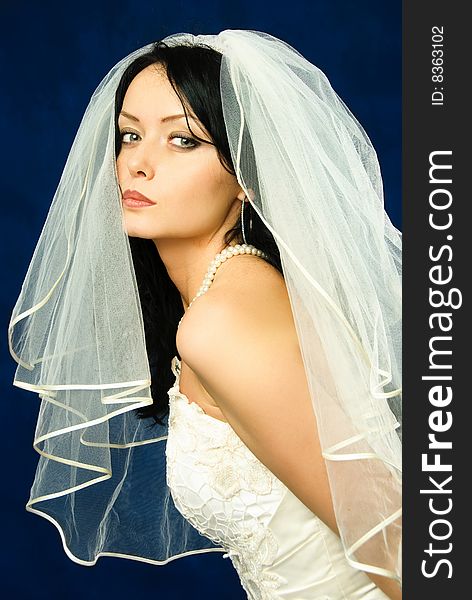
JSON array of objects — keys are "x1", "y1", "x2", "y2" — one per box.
[{"x1": 0, "y1": 1, "x2": 400, "y2": 598}]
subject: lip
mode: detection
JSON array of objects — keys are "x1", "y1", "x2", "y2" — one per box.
[{"x1": 122, "y1": 189, "x2": 156, "y2": 208}]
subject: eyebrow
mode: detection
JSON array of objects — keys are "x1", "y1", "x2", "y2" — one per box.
[{"x1": 119, "y1": 110, "x2": 198, "y2": 124}]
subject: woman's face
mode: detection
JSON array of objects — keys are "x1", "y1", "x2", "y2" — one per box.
[{"x1": 116, "y1": 64, "x2": 245, "y2": 241}]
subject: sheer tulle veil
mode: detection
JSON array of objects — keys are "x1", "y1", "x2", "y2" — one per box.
[{"x1": 8, "y1": 29, "x2": 402, "y2": 583}]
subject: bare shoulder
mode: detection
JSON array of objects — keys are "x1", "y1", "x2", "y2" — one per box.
[
  {"x1": 175, "y1": 255, "x2": 342, "y2": 538},
  {"x1": 176, "y1": 254, "x2": 299, "y2": 364}
]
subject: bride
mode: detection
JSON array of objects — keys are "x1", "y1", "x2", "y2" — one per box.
[{"x1": 9, "y1": 30, "x2": 402, "y2": 599}]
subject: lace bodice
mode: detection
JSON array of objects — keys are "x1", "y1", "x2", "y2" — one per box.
[{"x1": 165, "y1": 355, "x2": 389, "y2": 599}]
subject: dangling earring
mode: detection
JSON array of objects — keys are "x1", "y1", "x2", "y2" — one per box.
[{"x1": 241, "y1": 197, "x2": 248, "y2": 244}]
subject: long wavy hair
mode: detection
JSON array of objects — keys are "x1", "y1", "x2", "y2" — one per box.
[{"x1": 114, "y1": 40, "x2": 282, "y2": 426}]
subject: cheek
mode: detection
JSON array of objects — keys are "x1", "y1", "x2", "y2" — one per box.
[
  {"x1": 185, "y1": 157, "x2": 231, "y2": 198},
  {"x1": 162, "y1": 160, "x2": 221, "y2": 210},
  {"x1": 115, "y1": 156, "x2": 125, "y2": 185}
]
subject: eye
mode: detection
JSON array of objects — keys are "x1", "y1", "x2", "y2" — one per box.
[
  {"x1": 169, "y1": 133, "x2": 200, "y2": 149},
  {"x1": 120, "y1": 130, "x2": 140, "y2": 144}
]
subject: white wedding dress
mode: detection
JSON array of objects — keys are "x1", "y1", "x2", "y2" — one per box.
[{"x1": 166, "y1": 355, "x2": 389, "y2": 600}]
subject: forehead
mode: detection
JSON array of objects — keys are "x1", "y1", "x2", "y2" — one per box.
[
  {"x1": 123, "y1": 65, "x2": 176, "y2": 105},
  {"x1": 119, "y1": 64, "x2": 207, "y2": 135}
]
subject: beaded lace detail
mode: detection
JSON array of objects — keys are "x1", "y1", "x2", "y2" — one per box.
[{"x1": 166, "y1": 355, "x2": 289, "y2": 599}]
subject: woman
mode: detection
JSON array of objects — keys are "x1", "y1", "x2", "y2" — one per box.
[{"x1": 9, "y1": 30, "x2": 402, "y2": 599}]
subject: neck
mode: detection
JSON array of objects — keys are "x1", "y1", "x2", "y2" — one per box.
[{"x1": 153, "y1": 237, "x2": 239, "y2": 310}]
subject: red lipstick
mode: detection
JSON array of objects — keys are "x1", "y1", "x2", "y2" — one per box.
[{"x1": 122, "y1": 189, "x2": 156, "y2": 208}]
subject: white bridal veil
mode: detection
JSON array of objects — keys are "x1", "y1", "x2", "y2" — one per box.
[{"x1": 8, "y1": 29, "x2": 402, "y2": 583}]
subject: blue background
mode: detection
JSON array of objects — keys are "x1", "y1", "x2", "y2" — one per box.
[{"x1": 0, "y1": 1, "x2": 400, "y2": 597}]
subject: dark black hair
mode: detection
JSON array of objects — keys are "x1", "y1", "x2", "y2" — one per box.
[{"x1": 114, "y1": 40, "x2": 282, "y2": 427}]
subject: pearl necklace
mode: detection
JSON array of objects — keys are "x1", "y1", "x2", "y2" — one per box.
[{"x1": 178, "y1": 243, "x2": 268, "y2": 327}]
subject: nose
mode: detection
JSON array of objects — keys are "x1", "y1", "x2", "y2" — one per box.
[{"x1": 126, "y1": 142, "x2": 155, "y2": 179}]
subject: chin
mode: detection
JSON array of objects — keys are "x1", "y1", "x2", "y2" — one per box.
[
  {"x1": 122, "y1": 212, "x2": 157, "y2": 240},
  {"x1": 125, "y1": 228, "x2": 157, "y2": 240}
]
